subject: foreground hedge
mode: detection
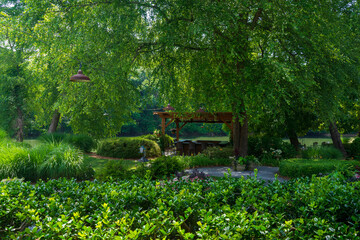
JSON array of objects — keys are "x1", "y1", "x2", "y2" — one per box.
[
  {"x1": 280, "y1": 158, "x2": 360, "y2": 178},
  {"x1": 97, "y1": 137, "x2": 161, "y2": 159},
  {"x1": 1, "y1": 174, "x2": 359, "y2": 239}
]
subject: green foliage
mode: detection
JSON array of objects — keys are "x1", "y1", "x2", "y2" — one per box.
[
  {"x1": 248, "y1": 136, "x2": 297, "y2": 166},
  {"x1": 301, "y1": 146, "x2": 343, "y2": 160},
  {"x1": 0, "y1": 141, "x2": 93, "y2": 181},
  {"x1": 149, "y1": 156, "x2": 184, "y2": 179},
  {"x1": 65, "y1": 134, "x2": 96, "y2": 153},
  {"x1": 97, "y1": 137, "x2": 161, "y2": 159},
  {"x1": 181, "y1": 154, "x2": 232, "y2": 168},
  {"x1": 202, "y1": 146, "x2": 233, "y2": 160},
  {"x1": 348, "y1": 138, "x2": 360, "y2": 159},
  {"x1": 1, "y1": 174, "x2": 360, "y2": 239},
  {"x1": 0, "y1": 128, "x2": 8, "y2": 140},
  {"x1": 259, "y1": 153, "x2": 282, "y2": 167},
  {"x1": 39, "y1": 133, "x2": 96, "y2": 153},
  {"x1": 158, "y1": 134, "x2": 174, "y2": 152},
  {"x1": 280, "y1": 159, "x2": 360, "y2": 178},
  {"x1": 141, "y1": 134, "x2": 158, "y2": 142},
  {"x1": 141, "y1": 134, "x2": 174, "y2": 152},
  {"x1": 38, "y1": 132, "x2": 67, "y2": 144},
  {"x1": 97, "y1": 160, "x2": 130, "y2": 181}
]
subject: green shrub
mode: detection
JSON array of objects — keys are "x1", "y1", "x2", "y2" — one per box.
[
  {"x1": 0, "y1": 142, "x2": 94, "y2": 181},
  {"x1": 141, "y1": 134, "x2": 158, "y2": 142},
  {"x1": 301, "y1": 146, "x2": 343, "y2": 160},
  {"x1": 159, "y1": 134, "x2": 174, "y2": 151},
  {"x1": 39, "y1": 133, "x2": 95, "y2": 153},
  {"x1": 248, "y1": 136, "x2": 297, "y2": 161},
  {"x1": 279, "y1": 158, "x2": 360, "y2": 178},
  {"x1": 38, "y1": 132, "x2": 67, "y2": 144},
  {"x1": 349, "y1": 138, "x2": 360, "y2": 159},
  {"x1": 0, "y1": 128, "x2": 8, "y2": 140},
  {"x1": 141, "y1": 134, "x2": 174, "y2": 152},
  {"x1": 38, "y1": 143, "x2": 86, "y2": 179},
  {"x1": 97, "y1": 137, "x2": 161, "y2": 159},
  {"x1": 202, "y1": 146, "x2": 233, "y2": 159},
  {"x1": 97, "y1": 160, "x2": 129, "y2": 180},
  {"x1": 1, "y1": 175, "x2": 360, "y2": 239},
  {"x1": 150, "y1": 156, "x2": 184, "y2": 178},
  {"x1": 65, "y1": 134, "x2": 96, "y2": 153},
  {"x1": 0, "y1": 144, "x2": 37, "y2": 181},
  {"x1": 166, "y1": 154, "x2": 232, "y2": 169}
]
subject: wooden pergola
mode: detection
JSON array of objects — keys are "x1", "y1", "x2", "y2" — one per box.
[{"x1": 153, "y1": 112, "x2": 233, "y2": 141}]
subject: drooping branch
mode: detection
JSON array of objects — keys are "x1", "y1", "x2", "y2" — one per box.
[{"x1": 251, "y1": 8, "x2": 263, "y2": 29}]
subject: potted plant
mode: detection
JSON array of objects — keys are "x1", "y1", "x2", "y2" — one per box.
[{"x1": 245, "y1": 155, "x2": 260, "y2": 171}]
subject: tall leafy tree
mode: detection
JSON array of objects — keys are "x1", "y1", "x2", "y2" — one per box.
[
  {"x1": 0, "y1": 0, "x2": 34, "y2": 141},
  {"x1": 23, "y1": 0, "x2": 360, "y2": 155}
]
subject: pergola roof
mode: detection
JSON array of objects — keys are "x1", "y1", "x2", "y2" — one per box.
[{"x1": 154, "y1": 111, "x2": 233, "y2": 141}]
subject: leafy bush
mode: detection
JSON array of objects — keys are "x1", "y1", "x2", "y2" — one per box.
[
  {"x1": 0, "y1": 142, "x2": 94, "y2": 181},
  {"x1": 96, "y1": 137, "x2": 161, "y2": 159},
  {"x1": 159, "y1": 134, "x2": 174, "y2": 151},
  {"x1": 301, "y1": 146, "x2": 343, "y2": 160},
  {"x1": 348, "y1": 138, "x2": 360, "y2": 159},
  {"x1": 141, "y1": 134, "x2": 174, "y2": 152},
  {"x1": 65, "y1": 134, "x2": 96, "y2": 153},
  {"x1": 1, "y1": 175, "x2": 360, "y2": 239},
  {"x1": 149, "y1": 156, "x2": 184, "y2": 179},
  {"x1": 202, "y1": 146, "x2": 233, "y2": 159},
  {"x1": 97, "y1": 160, "x2": 130, "y2": 180},
  {"x1": 248, "y1": 136, "x2": 297, "y2": 162},
  {"x1": 0, "y1": 128, "x2": 8, "y2": 140},
  {"x1": 39, "y1": 133, "x2": 95, "y2": 153},
  {"x1": 172, "y1": 154, "x2": 232, "y2": 168},
  {"x1": 38, "y1": 132, "x2": 67, "y2": 144},
  {"x1": 279, "y1": 158, "x2": 360, "y2": 178},
  {"x1": 37, "y1": 143, "x2": 88, "y2": 180},
  {"x1": 259, "y1": 153, "x2": 282, "y2": 167}
]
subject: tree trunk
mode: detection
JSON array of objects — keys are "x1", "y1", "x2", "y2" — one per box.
[
  {"x1": 232, "y1": 113, "x2": 248, "y2": 158},
  {"x1": 239, "y1": 113, "x2": 248, "y2": 157},
  {"x1": 329, "y1": 121, "x2": 347, "y2": 157},
  {"x1": 48, "y1": 109, "x2": 61, "y2": 133},
  {"x1": 288, "y1": 129, "x2": 301, "y2": 150},
  {"x1": 233, "y1": 115, "x2": 240, "y2": 157},
  {"x1": 15, "y1": 106, "x2": 24, "y2": 142}
]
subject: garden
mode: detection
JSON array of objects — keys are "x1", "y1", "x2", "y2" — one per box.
[
  {"x1": 1, "y1": 128, "x2": 360, "y2": 238},
  {"x1": 2, "y1": 0, "x2": 360, "y2": 239}
]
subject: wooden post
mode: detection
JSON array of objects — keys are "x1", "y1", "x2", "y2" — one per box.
[
  {"x1": 161, "y1": 118, "x2": 166, "y2": 135},
  {"x1": 175, "y1": 119, "x2": 180, "y2": 141}
]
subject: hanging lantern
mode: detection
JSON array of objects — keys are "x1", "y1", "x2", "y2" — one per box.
[{"x1": 70, "y1": 63, "x2": 90, "y2": 82}]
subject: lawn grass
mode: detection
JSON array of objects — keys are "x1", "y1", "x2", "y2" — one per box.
[
  {"x1": 181, "y1": 136, "x2": 229, "y2": 141},
  {"x1": 84, "y1": 156, "x2": 138, "y2": 173},
  {"x1": 23, "y1": 139, "x2": 41, "y2": 147},
  {"x1": 182, "y1": 136, "x2": 353, "y2": 145}
]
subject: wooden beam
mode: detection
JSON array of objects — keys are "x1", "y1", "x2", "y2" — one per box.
[
  {"x1": 219, "y1": 116, "x2": 233, "y2": 130},
  {"x1": 175, "y1": 119, "x2": 180, "y2": 141},
  {"x1": 179, "y1": 122, "x2": 188, "y2": 131},
  {"x1": 165, "y1": 118, "x2": 175, "y2": 128},
  {"x1": 161, "y1": 118, "x2": 166, "y2": 135}
]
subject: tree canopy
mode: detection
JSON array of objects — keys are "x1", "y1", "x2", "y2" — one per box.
[{"x1": 0, "y1": 0, "x2": 359, "y2": 154}]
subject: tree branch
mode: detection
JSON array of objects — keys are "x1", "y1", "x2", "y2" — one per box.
[{"x1": 251, "y1": 8, "x2": 263, "y2": 29}]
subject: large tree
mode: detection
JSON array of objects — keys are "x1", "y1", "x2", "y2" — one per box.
[
  {"x1": 0, "y1": 0, "x2": 35, "y2": 141},
  {"x1": 23, "y1": 0, "x2": 360, "y2": 154}
]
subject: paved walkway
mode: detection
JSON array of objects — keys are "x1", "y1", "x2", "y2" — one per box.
[{"x1": 185, "y1": 166, "x2": 286, "y2": 182}]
